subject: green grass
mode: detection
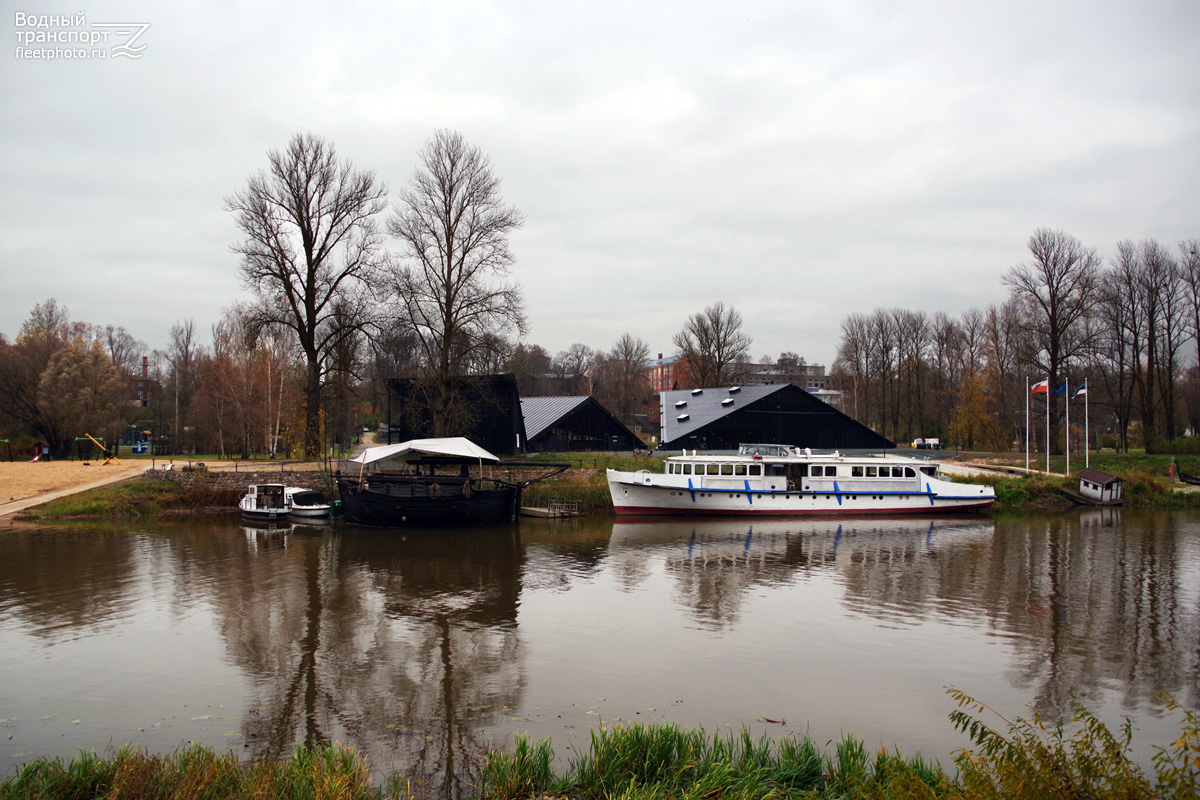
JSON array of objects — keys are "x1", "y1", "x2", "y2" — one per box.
[
  {"x1": 21, "y1": 479, "x2": 242, "y2": 519},
  {"x1": 971, "y1": 451, "x2": 1200, "y2": 509},
  {"x1": 4, "y1": 694, "x2": 1197, "y2": 799},
  {"x1": 521, "y1": 452, "x2": 665, "y2": 513}
]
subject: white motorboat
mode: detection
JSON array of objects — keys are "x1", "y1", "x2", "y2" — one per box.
[
  {"x1": 607, "y1": 443, "x2": 995, "y2": 517},
  {"x1": 239, "y1": 483, "x2": 289, "y2": 522},
  {"x1": 285, "y1": 487, "x2": 333, "y2": 519}
]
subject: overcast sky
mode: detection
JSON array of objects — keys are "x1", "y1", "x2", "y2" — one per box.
[{"x1": 3, "y1": 0, "x2": 1198, "y2": 368}]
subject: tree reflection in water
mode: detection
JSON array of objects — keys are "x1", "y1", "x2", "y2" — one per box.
[{"x1": 218, "y1": 526, "x2": 526, "y2": 798}]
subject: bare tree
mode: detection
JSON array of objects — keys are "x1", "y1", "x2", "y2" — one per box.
[
  {"x1": 1180, "y1": 239, "x2": 1200, "y2": 370},
  {"x1": 102, "y1": 325, "x2": 145, "y2": 378},
  {"x1": 672, "y1": 302, "x2": 752, "y2": 388},
  {"x1": 226, "y1": 132, "x2": 388, "y2": 456},
  {"x1": 983, "y1": 298, "x2": 1024, "y2": 448},
  {"x1": 835, "y1": 313, "x2": 871, "y2": 421},
  {"x1": 505, "y1": 344, "x2": 553, "y2": 397},
  {"x1": 595, "y1": 333, "x2": 651, "y2": 419},
  {"x1": 552, "y1": 343, "x2": 597, "y2": 394},
  {"x1": 1003, "y1": 228, "x2": 1101, "y2": 453},
  {"x1": 387, "y1": 129, "x2": 525, "y2": 434}
]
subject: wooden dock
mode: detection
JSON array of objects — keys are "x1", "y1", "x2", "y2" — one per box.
[{"x1": 520, "y1": 499, "x2": 581, "y2": 518}]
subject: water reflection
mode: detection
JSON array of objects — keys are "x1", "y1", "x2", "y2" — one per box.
[
  {"x1": 607, "y1": 516, "x2": 994, "y2": 629},
  {"x1": 0, "y1": 510, "x2": 1197, "y2": 791},
  {"x1": 209, "y1": 525, "x2": 528, "y2": 798}
]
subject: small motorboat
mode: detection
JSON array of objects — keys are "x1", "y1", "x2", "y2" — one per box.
[
  {"x1": 239, "y1": 483, "x2": 288, "y2": 522},
  {"x1": 285, "y1": 487, "x2": 333, "y2": 519}
]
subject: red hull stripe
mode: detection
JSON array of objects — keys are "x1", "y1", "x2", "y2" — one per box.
[{"x1": 612, "y1": 501, "x2": 994, "y2": 517}]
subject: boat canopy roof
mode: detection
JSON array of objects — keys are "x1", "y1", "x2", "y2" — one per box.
[{"x1": 348, "y1": 437, "x2": 501, "y2": 465}]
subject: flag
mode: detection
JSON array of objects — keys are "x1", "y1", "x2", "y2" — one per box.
[
  {"x1": 1051, "y1": 380, "x2": 1069, "y2": 395},
  {"x1": 1072, "y1": 381, "x2": 1087, "y2": 398},
  {"x1": 1031, "y1": 379, "x2": 1049, "y2": 393}
]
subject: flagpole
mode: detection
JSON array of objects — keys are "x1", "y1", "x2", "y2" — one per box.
[
  {"x1": 1065, "y1": 374, "x2": 1070, "y2": 476},
  {"x1": 1084, "y1": 384, "x2": 1089, "y2": 468},
  {"x1": 1045, "y1": 377, "x2": 1050, "y2": 474},
  {"x1": 1025, "y1": 377, "x2": 1030, "y2": 471}
]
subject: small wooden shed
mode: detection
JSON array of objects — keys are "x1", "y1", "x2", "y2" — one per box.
[{"x1": 1078, "y1": 468, "x2": 1122, "y2": 504}]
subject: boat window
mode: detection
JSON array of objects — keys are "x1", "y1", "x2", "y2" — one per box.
[
  {"x1": 707, "y1": 464, "x2": 721, "y2": 475},
  {"x1": 682, "y1": 464, "x2": 692, "y2": 475},
  {"x1": 866, "y1": 466, "x2": 877, "y2": 477},
  {"x1": 920, "y1": 466, "x2": 936, "y2": 476},
  {"x1": 905, "y1": 467, "x2": 915, "y2": 477},
  {"x1": 720, "y1": 464, "x2": 733, "y2": 476},
  {"x1": 734, "y1": 464, "x2": 747, "y2": 476},
  {"x1": 748, "y1": 464, "x2": 762, "y2": 476},
  {"x1": 852, "y1": 466, "x2": 864, "y2": 477}
]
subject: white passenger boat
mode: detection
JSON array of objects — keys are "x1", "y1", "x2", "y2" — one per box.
[{"x1": 607, "y1": 444, "x2": 994, "y2": 517}]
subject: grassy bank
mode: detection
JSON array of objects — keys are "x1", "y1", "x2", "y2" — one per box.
[
  {"x1": 520, "y1": 452, "x2": 665, "y2": 513},
  {"x1": 3, "y1": 693, "x2": 1197, "y2": 799},
  {"x1": 18, "y1": 479, "x2": 242, "y2": 520},
  {"x1": 971, "y1": 451, "x2": 1200, "y2": 509},
  {"x1": 19, "y1": 451, "x2": 1200, "y2": 519}
]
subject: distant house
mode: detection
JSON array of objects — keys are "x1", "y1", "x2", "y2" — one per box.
[
  {"x1": 659, "y1": 383, "x2": 891, "y2": 451},
  {"x1": 630, "y1": 414, "x2": 658, "y2": 447},
  {"x1": 521, "y1": 396, "x2": 643, "y2": 452},
  {"x1": 644, "y1": 353, "x2": 683, "y2": 392}
]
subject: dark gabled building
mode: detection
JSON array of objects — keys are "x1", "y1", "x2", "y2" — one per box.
[
  {"x1": 520, "y1": 396, "x2": 643, "y2": 452},
  {"x1": 384, "y1": 375, "x2": 526, "y2": 455},
  {"x1": 660, "y1": 384, "x2": 892, "y2": 451}
]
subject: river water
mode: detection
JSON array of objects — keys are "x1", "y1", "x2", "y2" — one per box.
[{"x1": 1, "y1": 510, "x2": 1198, "y2": 795}]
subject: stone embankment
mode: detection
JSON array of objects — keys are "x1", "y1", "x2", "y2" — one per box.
[{"x1": 146, "y1": 467, "x2": 332, "y2": 493}]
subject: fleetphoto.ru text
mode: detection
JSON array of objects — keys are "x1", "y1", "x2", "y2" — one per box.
[{"x1": 13, "y1": 11, "x2": 149, "y2": 60}]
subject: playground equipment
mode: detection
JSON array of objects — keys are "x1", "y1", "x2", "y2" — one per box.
[{"x1": 75, "y1": 434, "x2": 122, "y2": 466}]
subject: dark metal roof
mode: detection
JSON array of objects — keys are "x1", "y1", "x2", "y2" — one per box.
[
  {"x1": 659, "y1": 384, "x2": 892, "y2": 450},
  {"x1": 661, "y1": 385, "x2": 777, "y2": 444},
  {"x1": 520, "y1": 396, "x2": 591, "y2": 440}
]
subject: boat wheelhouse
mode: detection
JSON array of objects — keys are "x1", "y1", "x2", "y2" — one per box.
[
  {"x1": 607, "y1": 443, "x2": 994, "y2": 517},
  {"x1": 239, "y1": 483, "x2": 289, "y2": 522}
]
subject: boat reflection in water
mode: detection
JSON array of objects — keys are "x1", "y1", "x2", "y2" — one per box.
[{"x1": 605, "y1": 515, "x2": 996, "y2": 630}]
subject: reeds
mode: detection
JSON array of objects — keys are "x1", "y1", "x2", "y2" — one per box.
[
  {"x1": 948, "y1": 689, "x2": 1200, "y2": 799},
  {"x1": 480, "y1": 695, "x2": 1200, "y2": 800},
  {"x1": 478, "y1": 724, "x2": 954, "y2": 800}
]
